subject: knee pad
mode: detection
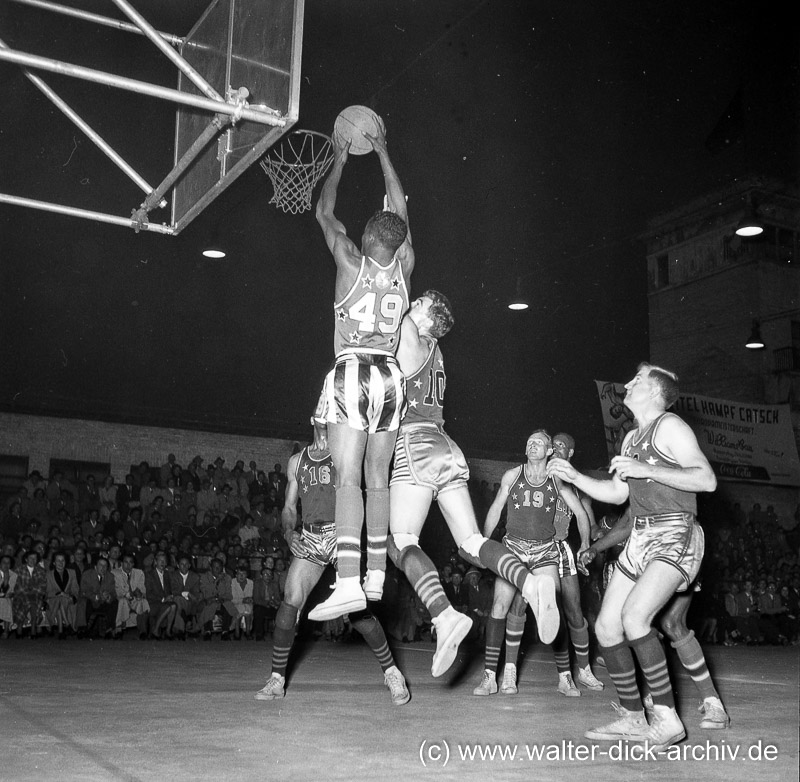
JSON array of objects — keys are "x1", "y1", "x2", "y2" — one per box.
[
  {"x1": 458, "y1": 533, "x2": 486, "y2": 568},
  {"x1": 275, "y1": 601, "x2": 300, "y2": 631},
  {"x1": 389, "y1": 533, "x2": 419, "y2": 566}
]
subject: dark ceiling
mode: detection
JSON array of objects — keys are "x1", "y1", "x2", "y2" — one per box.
[{"x1": 1, "y1": 0, "x2": 797, "y2": 466}]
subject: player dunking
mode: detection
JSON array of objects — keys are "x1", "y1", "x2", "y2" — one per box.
[
  {"x1": 309, "y1": 125, "x2": 414, "y2": 621},
  {"x1": 254, "y1": 421, "x2": 410, "y2": 705},
  {"x1": 548, "y1": 362, "x2": 717, "y2": 751},
  {"x1": 389, "y1": 292, "x2": 561, "y2": 677},
  {"x1": 472, "y1": 430, "x2": 588, "y2": 697}
]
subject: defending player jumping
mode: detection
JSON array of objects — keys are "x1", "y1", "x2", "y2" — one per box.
[
  {"x1": 254, "y1": 421, "x2": 410, "y2": 705},
  {"x1": 547, "y1": 362, "x2": 717, "y2": 751},
  {"x1": 389, "y1": 292, "x2": 560, "y2": 677},
  {"x1": 310, "y1": 124, "x2": 414, "y2": 621}
]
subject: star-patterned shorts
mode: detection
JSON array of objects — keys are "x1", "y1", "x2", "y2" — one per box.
[
  {"x1": 502, "y1": 534, "x2": 560, "y2": 572},
  {"x1": 390, "y1": 421, "x2": 469, "y2": 498},
  {"x1": 616, "y1": 512, "x2": 704, "y2": 591},
  {"x1": 321, "y1": 352, "x2": 406, "y2": 433}
]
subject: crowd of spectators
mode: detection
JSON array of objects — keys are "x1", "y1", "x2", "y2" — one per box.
[
  {"x1": 0, "y1": 454, "x2": 292, "y2": 640},
  {"x1": 1, "y1": 453, "x2": 798, "y2": 654}
]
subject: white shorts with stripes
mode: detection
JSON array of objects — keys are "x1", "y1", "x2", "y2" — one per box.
[{"x1": 321, "y1": 352, "x2": 406, "y2": 433}]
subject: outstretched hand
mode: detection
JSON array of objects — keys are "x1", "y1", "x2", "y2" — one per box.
[
  {"x1": 363, "y1": 122, "x2": 387, "y2": 155},
  {"x1": 332, "y1": 134, "x2": 351, "y2": 165},
  {"x1": 546, "y1": 457, "x2": 579, "y2": 484}
]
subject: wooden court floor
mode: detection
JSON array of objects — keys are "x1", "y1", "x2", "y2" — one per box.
[{"x1": 1, "y1": 634, "x2": 797, "y2": 781}]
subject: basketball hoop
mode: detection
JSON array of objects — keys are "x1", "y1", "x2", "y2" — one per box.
[{"x1": 259, "y1": 130, "x2": 334, "y2": 214}]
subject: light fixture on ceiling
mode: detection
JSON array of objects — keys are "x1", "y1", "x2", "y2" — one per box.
[
  {"x1": 508, "y1": 277, "x2": 529, "y2": 310},
  {"x1": 201, "y1": 244, "x2": 226, "y2": 259},
  {"x1": 735, "y1": 195, "x2": 764, "y2": 237},
  {"x1": 745, "y1": 319, "x2": 765, "y2": 349}
]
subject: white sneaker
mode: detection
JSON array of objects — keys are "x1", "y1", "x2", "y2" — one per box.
[
  {"x1": 384, "y1": 665, "x2": 410, "y2": 706},
  {"x1": 521, "y1": 574, "x2": 560, "y2": 644},
  {"x1": 698, "y1": 696, "x2": 730, "y2": 729},
  {"x1": 577, "y1": 665, "x2": 604, "y2": 691},
  {"x1": 363, "y1": 569, "x2": 385, "y2": 601},
  {"x1": 500, "y1": 663, "x2": 518, "y2": 694},
  {"x1": 636, "y1": 703, "x2": 686, "y2": 751},
  {"x1": 643, "y1": 692, "x2": 655, "y2": 723},
  {"x1": 585, "y1": 703, "x2": 649, "y2": 740},
  {"x1": 472, "y1": 669, "x2": 498, "y2": 696},
  {"x1": 307, "y1": 576, "x2": 366, "y2": 622},
  {"x1": 254, "y1": 673, "x2": 285, "y2": 700},
  {"x1": 430, "y1": 607, "x2": 473, "y2": 677},
  {"x1": 557, "y1": 671, "x2": 581, "y2": 697}
]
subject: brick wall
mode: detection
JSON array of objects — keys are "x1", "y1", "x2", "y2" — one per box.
[{"x1": 0, "y1": 412, "x2": 301, "y2": 481}]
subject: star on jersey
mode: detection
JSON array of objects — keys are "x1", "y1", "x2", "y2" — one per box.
[
  {"x1": 361, "y1": 274, "x2": 374, "y2": 289},
  {"x1": 336, "y1": 308, "x2": 347, "y2": 321},
  {"x1": 646, "y1": 456, "x2": 658, "y2": 466},
  {"x1": 408, "y1": 399, "x2": 418, "y2": 408},
  {"x1": 391, "y1": 277, "x2": 401, "y2": 289},
  {"x1": 349, "y1": 330, "x2": 362, "y2": 344},
  {"x1": 642, "y1": 441, "x2": 650, "y2": 451},
  {"x1": 413, "y1": 379, "x2": 423, "y2": 389}
]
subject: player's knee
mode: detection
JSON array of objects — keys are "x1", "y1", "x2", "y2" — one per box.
[
  {"x1": 389, "y1": 533, "x2": 419, "y2": 567},
  {"x1": 349, "y1": 608, "x2": 377, "y2": 634},
  {"x1": 275, "y1": 601, "x2": 300, "y2": 631},
  {"x1": 458, "y1": 533, "x2": 486, "y2": 568},
  {"x1": 508, "y1": 592, "x2": 527, "y2": 617},
  {"x1": 663, "y1": 616, "x2": 689, "y2": 644}
]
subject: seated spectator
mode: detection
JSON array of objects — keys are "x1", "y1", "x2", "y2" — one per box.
[
  {"x1": 81, "y1": 508, "x2": 104, "y2": 543},
  {"x1": 170, "y1": 555, "x2": 202, "y2": 638},
  {"x1": 252, "y1": 567, "x2": 281, "y2": 640},
  {"x1": 238, "y1": 515, "x2": 260, "y2": 548},
  {"x1": 13, "y1": 550, "x2": 47, "y2": 638},
  {"x1": 144, "y1": 551, "x2": 177, "y2": 639},
  {"x1": 116, "y1": 474, "x2": 140, "y2": 515},
  {"x1": 113, "y1": 553, "x2": 149, "y2": 638},
  {"x1": 28, "y1": 488, "x2": 49, "y2": 525},
  {"x1": 98, "y1": 475, "x2": 117, "y2": 521},
  {"x1": 759, "y1": 581, "x2": 791, "y2": 644},
  {"x1": 198, "y1": 558, "x2": 235, "y2": 640},
  {"x1": 230, "y1": 565, "x2": 254, "y2": 639},
  {"x1": 78, "y1": 474, "x2": 101, "y2": 517},
  {"x1": 249, "y1": 471, "x2": 269, "y2": 504},
  {"x1": 735, "y1": 579, "x2": 763, "y2": 644},
  {"x1": 0, "y1": 554, "x2": 18, "y2": 638},
  {"x1": 1, "y1": 501, "x2": 26, "y2": 542},
  {"x1": 45, "y1": 551, "x2": 80, "y2": 638},
  {"x1": 122, "y1": 507, "x2": 147, "y2": 542},
  {"x1": 79, "y1": 556, "x2": 118, "y2": 639}
]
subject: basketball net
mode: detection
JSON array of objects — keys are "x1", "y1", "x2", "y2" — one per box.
[{"x1": 259, "y1": 130, "x2": 334, "y2": 214}]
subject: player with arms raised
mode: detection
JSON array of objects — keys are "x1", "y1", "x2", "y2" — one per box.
[{"x1": 310, "y1": 121, "x2": 414, "y2": 621}]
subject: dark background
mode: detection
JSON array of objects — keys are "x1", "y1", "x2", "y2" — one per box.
[{"x1": 1, "y1": 0, "x2": 797, "y2": 467}]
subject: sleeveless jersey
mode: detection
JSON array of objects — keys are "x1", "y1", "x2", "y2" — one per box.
[
  {"x1": 622, "y1": 412, "x2": 697, "y2": 518},
  {"x1": 403, "y1": 336, "x2": 445, "y2": 426},
  {"x1": 333, "y1": 255, "x2": 409, "y2": 357},
  {"x1": 505, "y1": 467, "x2": 559, "y2": 541},
  {"x1": 296, "y1": 447, "x2": 336, "y2": 524}
]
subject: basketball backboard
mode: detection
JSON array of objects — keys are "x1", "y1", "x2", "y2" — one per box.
[{"x1": 0, "y1": 0, "x2": 304, "y2": 236}]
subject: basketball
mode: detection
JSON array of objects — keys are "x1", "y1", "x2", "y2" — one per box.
[{"x1": 333, "y1": 105, "x2": 385, "y2": 155}]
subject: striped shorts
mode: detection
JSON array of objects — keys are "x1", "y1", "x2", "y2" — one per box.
[
  {"x1": 298, "y1": 523, "x2": 337, "y2": 568},
  {"x1": 555, "y1": 539, "x2": 578, "y2": 578},
  {"x1": 321, "y1": 352, "x2": 406, "y2": 433}
]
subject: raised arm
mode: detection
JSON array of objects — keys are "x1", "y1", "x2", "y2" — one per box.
[
  {"x1": 395, "y1": 314, "x2": 429, "y2": 377},
  {"x1": 366, "y1": 127, "x2": 415, "y2": 275},
  {"x1": 315, "y1": 137, "x2": 359, "y2": 262}
]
